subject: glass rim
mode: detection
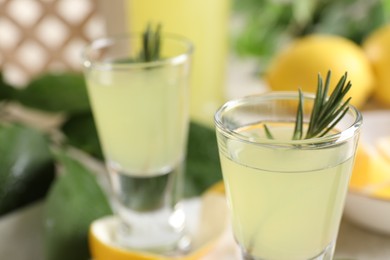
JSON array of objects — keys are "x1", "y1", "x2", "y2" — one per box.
[
  {"x1": 81, "y1": 32, "x2": 194, "y2": 70},
  {"x1": 214, "y1": 91, "x2": 363, "y2": 147}
]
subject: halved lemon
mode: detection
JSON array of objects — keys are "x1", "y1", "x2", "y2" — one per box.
[
  {"x1": 349, "y1": 112, "x2": 390, "y2": 197},
  {"x1": 89, "y1": 216, "x2": 165, "y2": 260},
  {"x1": 89, "y1": 190, "x2": 229, "y2": 260}
]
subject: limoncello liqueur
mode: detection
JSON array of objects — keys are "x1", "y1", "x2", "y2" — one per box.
[
  {"x1": 86, "y1": 67, "x2": 188, "y2": 176},
  {"x1": 218, "y1": 122, "x2": 354, "y2": 259}
]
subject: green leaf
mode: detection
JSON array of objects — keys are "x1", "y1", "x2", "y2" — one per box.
[
  {"x1": 233, "y1": 0, "x2": 385, "y2": 58},
  {"x1": 61, "y1": 113, "x2": 103, "y2": 160},
  {"x1": 185, "y1": 122, "x2": 222, "y2": 197},
  {"x1": 292, "y1": 0, "x2": 316, "y2": 28},
  {"x1": 234, "y1": 2, "x2": 293, "y2": 60},
  {"x1": 0, "y1": 124, "x2": 55, "y2": 216},
  {"x1": 0, "y1": 72, "x2": 18, "y2": 101},
  {"x1": 383, "y1": 0, "x2": 390, "y2": 21},
  {"x1": 311, "y1": 0, "x2": 385, "y2": 44},
  {"x1": 16, "y1": 73, "x2": 90, "y2": 114},
  {"x1": 44, "y1": 152, "x2": 112, "y2": 260}
]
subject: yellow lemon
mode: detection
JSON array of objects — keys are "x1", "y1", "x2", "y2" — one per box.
[
  {"x1": 349, "y1": 141, "x2": 390, "y2": 192},
  {"x1": 89, "y1": 215, "x2": 217, "y2": 260},
  {"x1": 373, "y1": 137, "x2": 390, "y2": 199},
  {"x1": 265, "y1": 34, "x2": 375, "y2": 108},
  {"x1": 206, "y1": 181, "x2": 225, "y2": 195},
  {"x1": 89, "y1": 186, "x2": 229, "y2": 260},
  {"x1": 363, "y1": 24, "x2": 390, "y2": 107},
  {"x1": 89, "y1": 216, "x2": 164, "y2": 260},
  {"x1": 349, "y1": 144, "x2": 372, "y2": 189}
]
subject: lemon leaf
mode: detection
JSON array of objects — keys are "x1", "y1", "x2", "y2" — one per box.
[
  {"x1": 61, "y1": 112, "x2": 103, "y2": 160},
  {"x1": 17, "y1": 73, "x2": 90, "y2": 114},
  {"x1": 44, "y1": 152, "x2": 112, "y2": 260},
  {"x1": 185, "y1": 122, "x2": 222, "y2": 197},
  {"x1": 0, "y1": 72, "x2": 18, "y2": 101},
  {"x1": 0, "y1": 124, "x2": 55, "y2": 216}
]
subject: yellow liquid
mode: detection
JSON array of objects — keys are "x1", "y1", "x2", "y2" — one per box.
[
  {"x1": 126, "y1": 0, "x2": 230, "y2": 126},
  {"x1": 85, "y1": 67, "x2": 189, "y2": 176},
  {"x1": 218, "y1": 123, "x2": 354, "y2": 259}
]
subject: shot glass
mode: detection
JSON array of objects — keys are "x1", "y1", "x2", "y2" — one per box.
[
  {"x1": 214, "y1": 92, "x2": 362, "y2": 260},
  {"x1": 82, "y1": 33, "x2": 193, "y2": 253}
]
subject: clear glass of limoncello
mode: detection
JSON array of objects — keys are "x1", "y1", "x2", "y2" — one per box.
[
  {"x1": 215, "y1": 92, "x2": 362, "y2": 260},
  {"x1": 82, "y1": 33, "x2": 193, "y2": 253}
]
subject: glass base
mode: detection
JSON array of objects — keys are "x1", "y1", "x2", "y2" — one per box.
[
  {"x1": 107, "y1": 159, "x2": 188, "y2": 254},
  {"x1": 241, "y1": 241, "x2": 335, "y2": 260},
  {"x1": 114, "y1": 206, "x2": 191, "y2": 254}
]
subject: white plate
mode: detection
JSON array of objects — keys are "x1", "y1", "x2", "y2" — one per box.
[
  {"x1": 344, "y1": 110, "x2": 390, "y2": 235},
  {"x1": 344, "y1": 191, "x2": 390, "y2": 235}
]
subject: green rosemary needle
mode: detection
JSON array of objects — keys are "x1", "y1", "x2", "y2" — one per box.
[
  {"x1": 140, "y1": 23, "x2": 162, "y2": 62},
  {"x1": 264, "y1": 124, "x2": 274, "y2": 139},
  {"x1": 292, "y1": 88, "x2": 304, "y2": 140},
  {"x1": 264, "y1": 71, "x2": 352, "y2": 140}
]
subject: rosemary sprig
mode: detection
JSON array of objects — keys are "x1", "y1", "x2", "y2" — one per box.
[
  {"x1": 140, "y1": 23, "x2": 162, "y2": 62},
  {"x1": 305, "y1": 71, "x2": 351, "y2": 139},
  {"x1": 264, "y1": 71, "x2": 352, "y2": 140}
]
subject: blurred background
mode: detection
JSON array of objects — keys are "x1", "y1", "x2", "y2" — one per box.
[
  {"x1": 1, "y1": 0, "x2": 389, "y2": 123},
  {"x1": 0, "y1": 0, "x2": 106, "y2": 86},
  {"x1": 1, "y1": 0, "x2": 389, "y2": 83}
]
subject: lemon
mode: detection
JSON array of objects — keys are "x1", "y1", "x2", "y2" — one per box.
[
  {"x1": 89, "y1": 216, "x2": 165, "y2": 260},
  {"x1": 349, "y1": 112, "x2": 390, "y2": 199},
  {"x1": 206, "y1": 181, "x2": 225, "y2": 195},
  {"x1": 265, "y1": 34, "x2": 375, "y2": 108},
  {"x1": 363, "y1": 25, "x2": 390, "y2": 107},
  {"x1": 89, "y1": 188, "x2": 229, "y2": 260},
  {"x1": 349, "y1": 141, "x2": 390, "y2": 191},
  {"x1": 373, "y1": 137, "x2": 390, "y2": 199},
  {"x1": 349, "y1": 144, "x2": 372, "y2": 189},
  {"x1": 350, "y1": 142, "x2": 390, "y2": 199},
  {"x1": 89, "y1": 216, "x2": 216, "y2": 260}
]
